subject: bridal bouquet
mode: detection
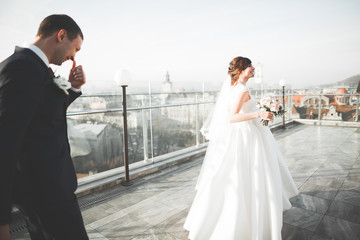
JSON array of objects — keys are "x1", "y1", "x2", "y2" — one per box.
[{"x1": 256, "y1": 96, "x2": 285, "y2": 126}]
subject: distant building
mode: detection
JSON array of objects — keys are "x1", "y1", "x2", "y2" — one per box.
[
  {"x1": 333, "y1": 88, "x2": 349, "y2": 106},
  {"x1": 162, "y1": 71, "x2": 172, "y2": 92},
  {"x1": 290, "y1": 87, "x2": 359, "y2": 121},
  {"x1": 323, "y1": 106, "x2": 342, "y2": 120}
]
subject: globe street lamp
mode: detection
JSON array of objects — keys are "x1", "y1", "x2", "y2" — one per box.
[
  {"x1": 114, "y1": 69, "x2": 132, "y2": 186},
  {"x1": 279, "y1": 79, "x2": 286, "y2": 128}
]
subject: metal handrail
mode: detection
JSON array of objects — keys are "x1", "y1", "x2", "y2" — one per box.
[
  {"x1": 67, "y1": 92, "x2": 360, "y2": 116},
  {"x1": 67, "y1": 100, "x2": 216, "y2": 116},
  {"x1": 80, "y1": 90, "x2": 219, "y2": 97}
]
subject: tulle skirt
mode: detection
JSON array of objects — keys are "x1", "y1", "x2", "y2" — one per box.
[{"x1": 184, "y1": 119, "x2": 299, "y2": 240}]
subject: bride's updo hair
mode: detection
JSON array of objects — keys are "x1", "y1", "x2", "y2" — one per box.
[{"x1": 228, "y1": 56, "x2": 252, "y2": 86}]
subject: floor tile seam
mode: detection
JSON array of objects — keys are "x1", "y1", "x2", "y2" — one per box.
[
  {"x1": 155, "y1": 208, "x2": 188, "y2": 225},
  {"x1": 157, "y1": 199, "x2": 190, "y2": 213},
  {"x1": 314, "y1": 215, "x2": 360, "y2": 240},
  {"x1": 333, "y1": 147, "x2": 360, "y2": 161},
  {"x1": 322, "y1": 180, "x2": 343, "y2": 220},
  {"x1": 87, "y1": 226, "x2": 109, "y2": 240},
  {"x1": 295, "y1": 174, "x2": 312, "y2": 190},
  {"x1": 147, "y1": 187, "x2": 191, "y2": 204},
  {"x1": 94, "y1": 216, "x2": 155, "y2": 239},
  {"x1": 301, "y1": 193, "x2": 336, "y2": 203},
  {"x1": 125, "y1": 207, "x2": 185, "y2": 237},
  {"x1": 98, "y1": 194, "x2": 172, "y2": 222},
  {"x1": 297, "y1": 192, "x2": 331, "y2": 201},
  {"x1": 299, "y1": 167, "x2": 323, "y2": 183},
  {"x1": 123, "y1": 197, "x2": 183, "y2": 220},
  {"x1": 167, "y1": 231, "x2": 184, "y2": 240},
  {"x1": 349, "y1": 156, "x2": 360, "y2": 170},
  {"x1": 153, "y1": 210, "x2": 189, "y2": 239},
  {"x1": 128, "y1": 225, "x2": 161, "y2": 240},
  {"x1": 336, "y1": 167, "x2": 351, "y2": 194},
  {"x1": 146, "y1": 171, "x2": 200, "y2": 187},
  {"x1": 310, "y1": 175, "x2": 347, "y2": 185},
  {"x1": 307, "y1": 228, "x2": 316, "y2": 240},
  {"x1": 310, "y1": 230, "x2": 335, "y2": 240},
  {"x1": 157, "y1": 185, "x2": 193, "y2": 198},
  {"x1": 141, "y1": 159, "x2": 203, "y2": 184},
  {"x1": 308, "y1": 210, "x2": 328, "y2": 238},
  {"x1": 87, "y1": 209, "x2": 129, "y2": 230},
  {"x1": 78, "y1": 178, "x2": 150, "y2": 209},
  {"x1": 341, "y1": 131, "x2": 357, "y2": 142},
  {"x1": 282, "y1": 221, "x2": 317, "y2": 235},
  {"x1": 324, "y1": 205, "x2": 360, "y2": 225},
  {"x1": 330, "y1": 192, "x2": 360, "y2": 208},
  {"x1": 292, "y1": 205, "x2": 328, "y2": 217},
  {"x1": 291, "y1": 198, "x2": 332, "y2": 216}
]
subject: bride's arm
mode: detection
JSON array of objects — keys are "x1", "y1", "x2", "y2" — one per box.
[{"x1": 229, "y1": 91, "x2": 272, "y2": 123}]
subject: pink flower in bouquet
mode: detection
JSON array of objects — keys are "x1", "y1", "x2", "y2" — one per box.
[
  {"x1": 257, "y1": 96, "x2": 285, "y2": 126},
  {"x1": 270, "y1": 103, "x2": 279, "y2": 112},
  {"x1": 260, "y1": 96, "x2": 271, "y2": 106}
]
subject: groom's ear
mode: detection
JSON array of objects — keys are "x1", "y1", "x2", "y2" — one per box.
[{"x1": 57, "y1": 29, "x2": 67, "y2": 42}]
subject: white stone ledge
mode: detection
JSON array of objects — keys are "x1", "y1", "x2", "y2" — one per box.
[{"x1": 295, "y1": 119, "x2": 360, "y2": 128}]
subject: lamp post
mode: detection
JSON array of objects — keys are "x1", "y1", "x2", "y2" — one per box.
[
  {"x1": 115, "y1": 69, "x2": 132, "y2": 186},
  {"x1": 279, "y1": 79, "x2": 286, "y2": 128},
  {"x1": 356, "y1": 81, "x2": 360, "y2": 122}
]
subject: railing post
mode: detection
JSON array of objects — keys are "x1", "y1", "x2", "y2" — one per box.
[
  {"x1": 148, "y1": 81, "x2": 154, "y2": 163},
  {"x1": 282, "y1": 86, "x2": 285, "y2": 128},
  {"x1": 355, "y1": 94, "x2": 359, "y2": 122},
  {"x1": 287, "y1": 90, "x2": 291, "y2": 121},
  {"x1": 195, "y1": 93, "x2": 200, "y2": 146},
  {"x1": 141, "y1": 97, "x2": 149, "y2": 161},
  {"x1": 202, "y1": 83, "x2": 206, "y2": 143},
  {"x1": 318, "y1": 94, "x2": 322, "y2": 124}
]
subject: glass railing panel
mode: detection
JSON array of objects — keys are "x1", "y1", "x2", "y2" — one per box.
[
  {"x1": 126, "y1": 109, "x2": 148, "y2": 165},
  {"x1": 151, "y1": 105, "x2": 197, "y2": 157},
  {"x1": 67, "y1": 112, "x2": 124, "y2": 178}
]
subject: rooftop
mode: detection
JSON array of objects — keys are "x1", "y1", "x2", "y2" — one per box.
[{"x1": 10, "y1": 123, "x2": 360, "y2": 240}]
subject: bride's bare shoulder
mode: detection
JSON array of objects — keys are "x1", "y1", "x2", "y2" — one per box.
[{"x1": 232, "y1": 84, "x2": 249, "y2": 93}]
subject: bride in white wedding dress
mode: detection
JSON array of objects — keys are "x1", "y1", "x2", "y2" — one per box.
[{"x1": 184, "y1": 56, "x2": 299, "y2": 240}]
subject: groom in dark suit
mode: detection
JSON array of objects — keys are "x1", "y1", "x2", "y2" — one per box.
[{"x1": 0, "y1": 15, "x2": 88, "y2": 239}]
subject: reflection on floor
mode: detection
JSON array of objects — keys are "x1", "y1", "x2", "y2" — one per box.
[{"x1": 11, "y1": 124, "x2": 360, "y2": 240}]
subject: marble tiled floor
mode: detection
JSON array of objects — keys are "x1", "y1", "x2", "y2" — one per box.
[{"x1": 11, "y1": 124, "x2": 360, "y2": 240}]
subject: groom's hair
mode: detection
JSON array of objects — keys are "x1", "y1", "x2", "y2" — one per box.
[{"x1": 36, "y1": 14, "x2": 84, "y2": 41}]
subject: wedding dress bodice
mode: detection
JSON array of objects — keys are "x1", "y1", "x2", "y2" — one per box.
[{"x1": 229, "y1": 84, "x2": 257, "y2": 114}]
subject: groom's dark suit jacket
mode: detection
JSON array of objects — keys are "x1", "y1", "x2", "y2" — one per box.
[{"x1": 0, "y1": 47, "x2": 81, "y2": 225}]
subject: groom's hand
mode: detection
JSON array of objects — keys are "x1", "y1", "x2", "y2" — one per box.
[
  {"x1": 0, "y1": 224, "x2": 10, "y2": 240},
  {"x1": 68, "y1": 59, "x2": 86, "y2": 89}
]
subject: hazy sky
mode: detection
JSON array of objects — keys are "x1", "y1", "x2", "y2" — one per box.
[{"x1": 0, "y1": 0, "x2": 359, "y2": 91}]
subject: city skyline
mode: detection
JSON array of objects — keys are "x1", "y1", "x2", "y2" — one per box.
[{"x1": 0, "y1": 0, "x2": 359, "y2": 92}]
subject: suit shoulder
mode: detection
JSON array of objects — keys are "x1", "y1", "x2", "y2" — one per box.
[
  {"x1": 1, "y1": 50, "x2": 42, "y2": 71},
  {"x1": 0, "y1": 51, "x2": 49, "y2": 85}
]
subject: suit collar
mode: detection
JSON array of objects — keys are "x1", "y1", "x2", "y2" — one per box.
[
  {"x1": 25, "y1": 44, "x2": 49, "y2": 67},
  {"x1": 14, "y1": 46, "x2": 54, "y2": 78}
]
